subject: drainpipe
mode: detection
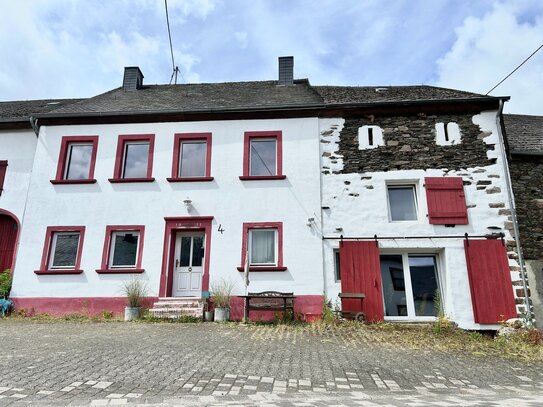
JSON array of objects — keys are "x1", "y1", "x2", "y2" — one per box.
[
  {"x1": 29, "y1": 116, "x2": 39, "y2": 137},
  {"x1": 495, "y1": 100, "x2": 532, "y2": 322}
]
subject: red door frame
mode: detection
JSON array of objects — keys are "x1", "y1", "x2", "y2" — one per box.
[
  {"x1": 159, "y1": 216, "x2": 213, "y2": 297},
  {"x1": 0, "y1": 209, "x2": 21, "y2": 273}
]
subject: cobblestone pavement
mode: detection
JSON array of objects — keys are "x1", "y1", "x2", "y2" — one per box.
[{"x1": 0, "y1": 321, "x2": 542, "y2": 406}]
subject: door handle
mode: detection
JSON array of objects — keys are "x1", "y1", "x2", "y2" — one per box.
[{"x1": 175, "y1": 259, "x2": 179, "y2": 268}]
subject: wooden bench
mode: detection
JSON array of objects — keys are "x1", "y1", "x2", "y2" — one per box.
[
  {"x1": 241, "y1": 291, "x2": 294, "y2": 322},
  {"x1": 338, "y1": 293, "x2": 366, "y2": 321}
]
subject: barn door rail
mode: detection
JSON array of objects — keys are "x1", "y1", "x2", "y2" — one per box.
[{"x1": 324, "y1": 232, "x2": 505, "y2": 241}]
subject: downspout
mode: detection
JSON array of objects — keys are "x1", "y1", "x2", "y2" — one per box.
[
  {"x1": 29, "y1": 116, "x2": 39, "y2": 137},
  {"x1": 496, "y1": 100, "x2": 532, "y2": 322}
]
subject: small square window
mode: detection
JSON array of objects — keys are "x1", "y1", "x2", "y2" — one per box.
[
  {"x1": 387, "y1": 185, "x2": 417, "y2": 221},
  {"x1": 168, "y1": 133, "x2": 213, "y2": 182},
  {"x1": 240, "y1": 131, "x2": 285, "y2": 180},
  {"x1": 97, "y1": 226, "x2": 145, "y2": 273},
  {"x1": 110, "y1": 135, "x2": 155, "y2": 183},
  {"x1": 35, "y1": 226, "x2": 85, "y2": 274},
  {"x1": 52, "y1": 136, "x2": 98, "y2": 184},
  {"x1": 249, "y1": 229, "x2": 277, "y2": 266}
]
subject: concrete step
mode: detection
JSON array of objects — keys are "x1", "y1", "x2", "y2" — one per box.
[{"x1": 152, "y1": 302, "x2": 203, "y2": 308}]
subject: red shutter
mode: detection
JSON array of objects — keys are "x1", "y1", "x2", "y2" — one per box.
[
  {"x1": 339, "y1": 241, "x2": 384, "y2": 321},
  {"x1": 464, "y1": 239, "x2": 517, "y2": 324},
  {"x1": 425, "y1": 177, "x2": 468, "y2": 224},
  {"x1": 0, "y1": 161, "x2": 7, "y2": 195},
  {"x1": 0, "y1": 215, "x2": 18, "y2": 272}
]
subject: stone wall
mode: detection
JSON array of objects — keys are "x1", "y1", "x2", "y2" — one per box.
[
  {"x1": 509, "y1": 155, "x2": 543, "y2": 260},
  {"x1": 334, "y1": 114, "x2": 494, "y2": 174}
]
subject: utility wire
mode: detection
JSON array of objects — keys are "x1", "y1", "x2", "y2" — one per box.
[
  {"x1": 164, "y1": 0, "x2": 180, "y2": 84},
  {"x1": 486, "y1": 42, "x2": 543, "y2": 95}
]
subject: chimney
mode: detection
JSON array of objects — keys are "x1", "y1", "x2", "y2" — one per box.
[
  {"x1": 278, "y1": 56, "x2": 294, "y2": 86},
  {"x1": 123, "y1": 66, "x2": 144, "y2": 90}
]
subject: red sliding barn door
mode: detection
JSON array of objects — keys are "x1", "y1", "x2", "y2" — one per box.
[
  {"x1": 339, "y1": 241, "x2": 384, "y2": 321},
  {"x1": 0, "y1": 215, "x2": 18, "y2": 272},
  {"x1": 425, "y1": 177, "x2": 468, "y2": 224},
  {"x1": 464, "y1": 239, "x2": 517, "y2": 324}
]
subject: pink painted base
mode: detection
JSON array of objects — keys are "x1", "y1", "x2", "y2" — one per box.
[{"x1": 11, "y1": 295, "x2": 324, "y2": 321}]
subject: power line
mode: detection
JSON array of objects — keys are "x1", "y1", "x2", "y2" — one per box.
[
  {"x1": 486, "y1": 42, "x2": 543, "y2": 95},
  {"x1": 164, "y1": 0, "x2": 180, "y2": 84}
]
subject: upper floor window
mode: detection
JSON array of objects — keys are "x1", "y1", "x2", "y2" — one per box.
[
  {"x1": 240, "y1": 131, "x2": 286, "y2": 180},
  {"x1": 0, "y1": 160, "x2": 7, "y2": 195},
  {"x1": 387, "y1": 185, "x2": 418, "y2": 221},
  {"x1": 51, "y1": 136, "x2": 98, "y2": 184},
  {"x1": 35, "y1": 226, "x2": 85, "y2": 275},
  {"x1": 435, "y1": 122, "x2": 461, "y2": 145},
  {"x1": 168, "y1": 133, "x2": 213, "y2": 182},
  {"x1": 110, "y1": 134, "x2": 155, "y2": 183},
  {"x1": 358, "y1": 125, "x2": 384, "y2": 150}
]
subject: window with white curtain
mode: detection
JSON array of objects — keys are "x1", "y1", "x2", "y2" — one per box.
[{"x1": 249, "y1": 229, "x2": 277, "y2": 265}]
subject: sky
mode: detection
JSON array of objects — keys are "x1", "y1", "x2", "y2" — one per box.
[{"x1": 0, "y1": 0, "x2": 542, "y2": 114}]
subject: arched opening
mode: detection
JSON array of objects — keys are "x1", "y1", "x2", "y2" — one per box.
[{"x1": 0, "y1": 210, "x2": 20, "y2": 273}]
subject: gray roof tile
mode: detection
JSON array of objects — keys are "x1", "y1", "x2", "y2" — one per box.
[
  {"x1": 504, "y1": 114, "x2": 543, "y2": 154},
  {"x1": 0, "y1": 99, "x2": 83, "y2": 121}
]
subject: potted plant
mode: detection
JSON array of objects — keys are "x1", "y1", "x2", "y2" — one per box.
[
  {"x1": 211, "y1": 278, "x2": 235, "y2": 322},
  {"x1": 122, "y1": 277, "x2": 148, "y2": 321},
  {"x1": 0, "y1": 269, "x2": 14, "y2": 317}
]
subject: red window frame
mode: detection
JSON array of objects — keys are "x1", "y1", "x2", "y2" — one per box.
[
  {"x1": 96, "y1": 225, "x2": 145, "y2": 273},
  {"x1": 237, "y1": 222, "x2": 286, "y2": 272},
  {"x1": 109, "y1": 134, "x2": 155, "y2": 183},
  {"x1": 240, "y1": 131, "x2": 286, "y2": 180},
  {"x1": 167, "y1": 133, "x2": 213, "y2": 182},
  {"x1": 51, "y1": 136, "x2": 99, "y2": 184},
  {"x1": 0, "y1": 160, "x2": 7, "y2": 195},
  {"x1": 35, "y1": 226, "x2": 86, "y2": 275}
]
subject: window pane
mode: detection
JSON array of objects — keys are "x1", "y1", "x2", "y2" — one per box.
[
  {"x1": 123, "y1": 143, "x2": 149, "y2": 178},
  {"x1": 250, "y1": 139, "x2": 276, "y2": 176},
  {"x1": 65, "y1": 144, "x2": 93, "y2": 180},
  {"x1": 51, "y1": 233, "x2": 79, "y2": 268},
  {"x1": 111, "y1": 232, "x2": 139, "y2": 267},
  {"x1": 388, "y1": 187, "x2": 417, "y2": 221},
  {"x1": 191, "y1": 236, "x2": 204, "y2": 267},
  {"x1": 409, "y1": 256, "x2": 439, "y2": 317},
  {"x1": 250, "y1": 230, "x2": 275, "y2": 264},
  {"x1": 334, "y1": 250, "x2": 341, "y2": 281},
  {"x1": 380, "y1": 255, "x2": 407, "y2": 317},
  {"x1": 180, "y1": 236, "x2": 191, "y2": 267},
  {"x1": 180, "y1": 141, "x2": 206, "y2": 177}
]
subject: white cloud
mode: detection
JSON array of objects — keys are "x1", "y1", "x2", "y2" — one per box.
[{"x1": 435, "y1": 1, "x2": 543, "y2": 114}]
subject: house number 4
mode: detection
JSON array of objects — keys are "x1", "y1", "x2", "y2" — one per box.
[{"x1": 217, "y1": 224, "x2": 225, "y2": 234}]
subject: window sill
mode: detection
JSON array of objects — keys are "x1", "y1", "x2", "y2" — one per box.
[
  {"x1": 239, "y1": 175, "x2": 286, "y2": 181},
  {"x1": 167, "y1": 177, "x2": 214, "y2": 182},
  {"x1": 108, "y1": 178, "x2": 155, "y2": 183},
  {"x1": 96, "y1": 268, "x2": 145, "y2": 274},
  {"x1": 50, "y1": 179, "x2": 97, "y2": 185},
  {"x1": 34, "y1": 269, "x2": 83, "y2": 275},
  {"x1": 237, "y1": 266, "x2": 287, "y2": 272}
]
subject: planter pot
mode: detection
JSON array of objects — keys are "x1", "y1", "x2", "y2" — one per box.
[
  {"x1": 214, "y1": 307, "x2": 230, "y2": 322},
  {"x1": 124, "y1": 306, "x2": 140, "y2": 321},
  {"x1": 205, "y1": 311, "x2": 214, "y2": 321}
]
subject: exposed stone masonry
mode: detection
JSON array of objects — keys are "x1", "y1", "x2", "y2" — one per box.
[
  {"x1": 336, "y1": 114, "x2": 494, "y2": 173},
  {"x1": 509, "y1": 156, "x2": 543, "y2": 260}
]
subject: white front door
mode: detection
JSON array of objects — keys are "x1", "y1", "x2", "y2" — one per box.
[{"x1": 173, "y1": 232, "x2": 205, "y2": 297}]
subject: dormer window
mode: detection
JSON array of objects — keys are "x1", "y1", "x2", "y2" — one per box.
[
  {"x1": 435, "y1": 122, "x2": 461, "y2": 145},
  {"x1": 358, "y1": 125, "x2": 384, "y2": 150}
]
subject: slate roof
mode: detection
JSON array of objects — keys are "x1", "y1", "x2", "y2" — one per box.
[
  {"x1": 503, "y1": 114, "x2": 543, "y2": 154},
  {"x1": 0, "y1": 99, "x2": 83, "y2": 122},
  {"x1": 313, "y1": 85, "x2": 488, "y2": 104}
]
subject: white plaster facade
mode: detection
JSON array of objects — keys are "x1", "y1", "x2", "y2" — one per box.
[
  {"x1": 11, "y1": 118, "x2": 324, "y2": 302},
  {"x1": 319, "y1": 112, "x2": 521, "y2": 330}
]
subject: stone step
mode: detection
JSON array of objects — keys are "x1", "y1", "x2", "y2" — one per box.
[
  {"x1": 152, "y1": 302, "x2": 203, "y2": 308},
  {"x1": 149, "y1": 307, "x2": 203, "y2": 319}
]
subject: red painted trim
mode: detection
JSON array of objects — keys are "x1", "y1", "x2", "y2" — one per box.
[
  {"x1": 240, "y1": 222, "x2": 285, "y2": 271},
  {"x1": 0, "y1": 160, "x2": 7, "y2": 195},
  {"x1": 0, "y1": 208, "x2": 21, "y2": 272},
  {"x1": 52, "y1": 136, "x2": 99, "y2": 183},
  {"x1": 242, "y1": 131, "x2": 284, "y2": 179},
  {"x1": 239, "y1": 175, "x2": 286, "y2": 181},
  {"x1": 36, "y1": 226, "x2": 86, "y2": 274},
  {"x1": 167, "y1": 177, "x2": 214, "y2": 182},
  {"x1": 171, "y1": 133, "x2": 212, "y2": 179},
  {"x1": 425, "y1": 177, "x2": 468, "y2": 224},
  {"x1": 10, "y1": 297, "x2": 158, "y2": 316},
  {"x1": 111, "y1": 134, "x2": 155, "y2": 180},
  {"x1": 108, "y1": 177, "x2": 155, "y2": 183},
  {"x1": 97, "y1": 225, "x2": 145, "y2": 273},
  {"x1": 159, "y1": 216, "x2": 213, "y2": 297}
]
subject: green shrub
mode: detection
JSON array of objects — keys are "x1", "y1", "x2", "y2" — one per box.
[{"x1": 0, "y1": 269, "x2": 12, "y2": 299}]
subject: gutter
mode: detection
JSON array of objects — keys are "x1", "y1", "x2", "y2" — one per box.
[{"x1": 496, "y1": 100, "x2": 533, "y2": 323}]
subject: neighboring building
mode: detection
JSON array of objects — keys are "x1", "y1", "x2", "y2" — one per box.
[
  {"x1": 504, "y1": 114, "x2": 543, "y2": 327},
  {"x1": 0, "y1": 58, "x2": 528, "y2": 328}
]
